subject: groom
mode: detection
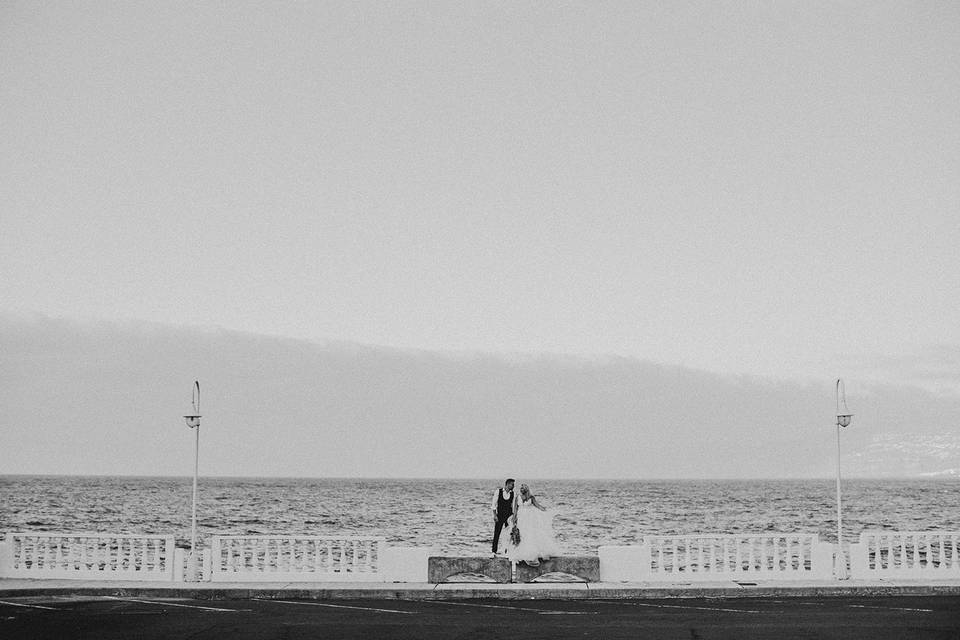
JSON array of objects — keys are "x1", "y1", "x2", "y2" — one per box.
[{"x1": 490, "y1": 478, "x2": 515, "y2": 556}]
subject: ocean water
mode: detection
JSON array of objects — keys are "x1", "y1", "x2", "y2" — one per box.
[{"x1": 2, "y1": 476, "x2": 959, "y2": 556}]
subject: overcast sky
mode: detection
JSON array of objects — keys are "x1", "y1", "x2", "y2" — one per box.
[{"x1": 2, "y1": 3, "x2": 959, "y2": 398}]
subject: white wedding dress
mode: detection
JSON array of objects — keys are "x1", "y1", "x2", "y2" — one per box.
[{"x1": 507, "y1": 497, "x2": 560, "y2": 564}]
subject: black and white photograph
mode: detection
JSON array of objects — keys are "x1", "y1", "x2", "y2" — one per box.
[{"x1": 2, "y1": 1, "x2": 960, "y2": 638}]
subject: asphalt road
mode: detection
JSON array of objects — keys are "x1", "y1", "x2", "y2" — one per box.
[{"x1": 2, "y1": 594, "x2": 959, "y2": 639}]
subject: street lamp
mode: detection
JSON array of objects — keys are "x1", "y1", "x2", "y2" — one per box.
[
  {"x1": 834, "y1": 378, "x2": 853, "y2": 580},
  {"x1": 183, "y1": 380, "x2": 201, "y2": 581}
]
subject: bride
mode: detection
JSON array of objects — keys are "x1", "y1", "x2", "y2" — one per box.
[{"x1": 506, "y1": 483, "x2": 560, "y2": 566}]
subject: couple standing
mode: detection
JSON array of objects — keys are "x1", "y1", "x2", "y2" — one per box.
[{"x1": 490, "y1": 478, "x2": 560, "y2": 566}]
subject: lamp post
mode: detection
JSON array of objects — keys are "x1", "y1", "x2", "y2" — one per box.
[
  {"x1": 834, "y1": 378, "x2": 853, "y2": 580},
  {"x1": 183, "y1": 380, "x2": 201, "y2": 581}
]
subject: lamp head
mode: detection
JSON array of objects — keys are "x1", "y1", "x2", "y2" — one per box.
[
  {"x1": 837, "y1": 413, "x2": 852, "y2": 428},
  {"x1": 184, "y1": 415, "x2": 201, "y2": 429}
]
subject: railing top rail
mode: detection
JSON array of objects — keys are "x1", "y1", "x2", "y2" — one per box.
[
  {"x1": 6, "y1": 532, "x2": 174, "y2": 540},
  {"x1": 860, "y1": 530, "x2": 960, "y2": 537},
  {"x1": 643, "y1": 533, "x2": 820, "y2": 542},
  {"x1": 211, "y1": 535, "x2": 387, "y2": 542}
]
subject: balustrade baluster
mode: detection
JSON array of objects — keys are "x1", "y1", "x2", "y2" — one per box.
[
  {"x1": 67, "y1": 538, "x2": 77, "y2": 571},
  {"x1": 53, "y1": 538, "x2": 64, "y2": 572},
  {"x1": 226, "y1": 541, "x2": 236, "y2": 573},
  {"x1": 155, "y1": 539, "x2": 163, "y2": 573}
]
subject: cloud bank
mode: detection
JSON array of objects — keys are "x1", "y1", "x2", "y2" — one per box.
[{"x1": 2, "y1": 314, "x2": 958, "y2": 479}]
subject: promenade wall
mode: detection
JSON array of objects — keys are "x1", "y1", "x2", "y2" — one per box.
[{"x1": 4, "y1": 530, "x2": 960, "y2": 583}]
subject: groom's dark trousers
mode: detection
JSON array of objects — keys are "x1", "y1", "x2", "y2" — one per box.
[{"x1": 492, "y1": 488, "x2": 514, "y2": 553}]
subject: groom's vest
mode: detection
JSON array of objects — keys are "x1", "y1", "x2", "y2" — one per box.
[{"x1": 496, "y1": 489, "x2": 513, "y2": 521}]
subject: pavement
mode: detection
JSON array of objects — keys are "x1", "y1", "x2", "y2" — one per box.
[
  {"x1": 3, "y1": 588, "x2": 960, "y2": 639},
  {"x1": 3, "y1": 577, "x2": 960, "y2": 600}
]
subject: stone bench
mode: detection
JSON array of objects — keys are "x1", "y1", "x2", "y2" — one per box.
[
  {"x1": 513, "y1": 556, "x2": 600, "y2": 583},
  {"x1": 428, "y1": 557, "x2": 512, "y2": 583}
]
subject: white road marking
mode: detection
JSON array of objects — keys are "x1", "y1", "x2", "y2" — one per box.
[
  {"x1": 848, "y1": 604, "x2": 933, "y2": 613},
  {"x1": 0, "y1": 600, "x2": 60, "y2": 611},
  {"x1": 620, "y1": 602, "x2": 761, "y2": 614},
  {"x1": 100, "y1": 596, "x2": 247, "y2": 612},
  {"x1": 428, "y1": 601, "x2": 596, "y2": 615},
  {"x1": 267, "y1": 599, "x2": 414, "y2": 614}
]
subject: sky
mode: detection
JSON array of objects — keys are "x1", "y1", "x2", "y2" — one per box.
[{"x1": 1, "y1": 2, "x2": 959, "y2": 477}]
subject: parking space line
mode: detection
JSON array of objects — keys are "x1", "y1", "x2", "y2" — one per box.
[
  {"x1": 428, "y1": 601, "x2": 596, "y2": 615},
  {"x1": 0, "y1": 600, "x2": 60, "y2": 611},
  {"x1": 848, "y1": 604, "x2": 933, "y2": 613},
  {"x1": 267, "y1": 600, "x2": 415, "y2": 614},
  {"x1": 100, "y1": 596, "x2": 248, "y2": 612}
]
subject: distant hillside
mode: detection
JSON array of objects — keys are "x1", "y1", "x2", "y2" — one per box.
[{"x1": 843, "y1": 432, "x2": 960, "y2": 477}]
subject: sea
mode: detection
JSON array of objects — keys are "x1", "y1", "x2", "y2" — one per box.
[{"x1": 2, "y1": 476, "x2": 959, "y2": 556}]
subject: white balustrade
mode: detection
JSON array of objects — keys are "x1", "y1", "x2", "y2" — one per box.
[
  {"x1": 208, "y1": 535, "x2": 387, "y2": 582},
  {"x1": 0, "y1": 533, "x2": 175, "y2": 581},
  {"x1": 601, "y1": 534, "x2": 833, "y2": 582},
  {"x1": 850, "y1": 531, "x2": 960, "y2": 579}
]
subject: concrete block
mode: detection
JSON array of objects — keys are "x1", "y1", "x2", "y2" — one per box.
[
  {"x1": 848, "y1": 542, "x2": 869, "y2": 580},
  {"x1": 381, "y1": 547, "x2": 436, "y2": 583},
  {"x1": 428, "y1": 557, "x2": 512, "y2": 584},
  {"x1": 173, "y1": 548, "x2": 186, "y2": 582},
  {"x1": 0, "y1": 541, "x2": 10, "y2": 577},
  {"x1": 812, "y1": 542, "x2": 835, "y2": 580},
  {"x1": 599, "y1": 545, "x2": 649, "y2": 582},
  {"x1": 201, "y1": 549, "x2": 212, "y2": 582},
  {"x1": 514, "y1": 556, "x2": 600, "y2": 583}
]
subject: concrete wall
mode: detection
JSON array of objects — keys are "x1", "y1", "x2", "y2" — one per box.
[{"x1": 428, "y1": 557, "x2": 513, "y2": 583}]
